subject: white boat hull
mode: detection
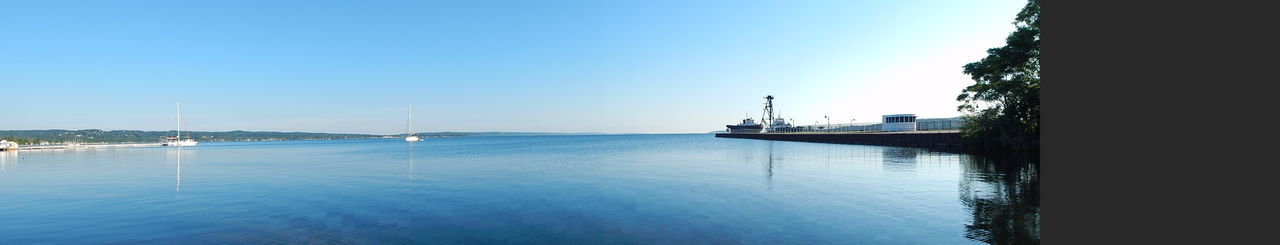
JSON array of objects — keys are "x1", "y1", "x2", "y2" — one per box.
[
  {"x1": 163, "y1": 140, "x2": 198, "y2": 146},
  {"x1": 165, "y1": 102, "x2": 198, "y2": 147},
  {"x1": 405, "y1": 136, "x2": 422, "y2": 142}
]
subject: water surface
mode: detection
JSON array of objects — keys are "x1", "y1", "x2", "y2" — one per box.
[{"x1": 0, "y1": 134, "x2": 1038, "y2": 244}]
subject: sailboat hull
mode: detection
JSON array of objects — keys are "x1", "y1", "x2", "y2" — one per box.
[{"x1": 163, "y1": 140, "x2": 198, "y2": 146}]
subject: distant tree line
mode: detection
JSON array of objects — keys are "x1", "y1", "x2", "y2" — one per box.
[
  {"x1": 0, "y1": 130, "x2": 382, "y2": 144},
  {"x1": 956, "y1": 0, "x2": 1040, "y2": 152},
  {"x1": 0, "y1": 130, "x2": 590, "y2": 145},
  {"x1": 1, "y1": 136, "x2": 40, "y2": 145}
]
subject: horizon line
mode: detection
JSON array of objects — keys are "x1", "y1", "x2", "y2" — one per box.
[{"x1": 0, "y1": 128, "x2": 715, "y2": 135}]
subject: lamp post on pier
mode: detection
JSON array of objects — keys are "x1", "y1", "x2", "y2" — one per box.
[{"x1": 824, "y1": 114, "x2": 830, "y2": 130}]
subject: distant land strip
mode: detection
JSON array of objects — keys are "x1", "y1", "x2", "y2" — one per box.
[{"x1": 0, "y1": 130, "x2": 605, "y2": 145}]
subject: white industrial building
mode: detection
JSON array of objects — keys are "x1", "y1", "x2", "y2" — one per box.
[{"x1": 881, "y1": 114, "x2": 918, "y2": 132}]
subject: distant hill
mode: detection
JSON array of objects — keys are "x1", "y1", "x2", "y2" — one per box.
[
  {"x1": 0, "y1": 130, "x2": 612, "y2": 144},
  {"x1": 0, "y1": 130, "x2": 380, "y2": 144}
]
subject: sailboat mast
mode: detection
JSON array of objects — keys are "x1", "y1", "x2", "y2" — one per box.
[
  {"x1": 177, "y1": 101, "x2": 181, "y2": 140},
  {"x1": 406, "y1": 106, "x2": 412, "y2": 136}
]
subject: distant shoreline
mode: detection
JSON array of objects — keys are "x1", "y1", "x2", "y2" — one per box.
[{"x1": 0, "y1": 129, "x2": 613, "y2": 145}]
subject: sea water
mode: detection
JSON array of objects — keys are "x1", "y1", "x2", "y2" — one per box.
[{"x1": 0, "y1": 134, "x2": 1038, "y2": 244}]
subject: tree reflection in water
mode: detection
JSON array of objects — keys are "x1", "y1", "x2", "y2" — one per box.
[{"x1": 960, "y1": 153, "x2": 1040, "y2": 244}]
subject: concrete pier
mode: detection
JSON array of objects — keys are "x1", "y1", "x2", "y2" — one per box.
[
  {"x1": 9, "y1": 143, "x2": 165, "y2": 151},
  {"x1": 715, "y1": 130, "x2": 965, "y2": 149}
]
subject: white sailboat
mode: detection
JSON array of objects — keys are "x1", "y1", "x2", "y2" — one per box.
[
  {"x1": 163, "y1": 102, "x2": 198, "y2": 146},
  {"x1": 405, "y1": 106, "x2": 423, "y2": 142}
]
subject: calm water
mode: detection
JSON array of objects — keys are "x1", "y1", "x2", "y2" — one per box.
[{"x1": 0, "y1": 134, "x2": 1038, "y2": 244}]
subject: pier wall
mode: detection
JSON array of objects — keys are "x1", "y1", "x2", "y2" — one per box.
[
  {"x1": 715, "y1": 132, "x2": 965, "y2": 149},
  {"x1": 8, "y1": 143, "x2": 164, "y2": 151}
]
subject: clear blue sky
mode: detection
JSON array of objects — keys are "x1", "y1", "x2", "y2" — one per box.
[{"x1": 2, "y1": 0, "x2": 1026, "y2": 134}]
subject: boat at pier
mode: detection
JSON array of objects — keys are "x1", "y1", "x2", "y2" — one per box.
[
  {"x1": 162, "y1": 136, "x2": 197, "y2": 147},
  {"x1": 725, "y1": 95, "x2": 799, "y2": 133},
  {"x1": 726, "y1": 117, "x2": 763, "y2": 134},
  {"x1": 765, "y1": 117, "x2": 799, "y2": 133}
]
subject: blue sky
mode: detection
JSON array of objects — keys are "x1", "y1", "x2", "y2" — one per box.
[{"x1": 2, "y1": 0, "x2": 1026, "y2": 134}]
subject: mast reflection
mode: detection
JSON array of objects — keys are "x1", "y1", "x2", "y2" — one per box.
[
  {"x1": 176, "y1": 147, "x2": 182, "y2": 192},
  {"x1": 167, "y1": 146, "x2": 194, "y2": 192},
  {"x1": 408, "y1": 141, "x2": 415, "y2": 180},
  {"x1": 764, "y1": 141, "x2": 776, "y2": 189}
]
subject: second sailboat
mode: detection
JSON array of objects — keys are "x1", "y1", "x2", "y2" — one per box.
[{"x1": 405, "y1": 106, "x2": 423, "y2": 142}]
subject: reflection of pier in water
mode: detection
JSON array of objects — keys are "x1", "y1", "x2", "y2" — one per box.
[
  {"x1": 881, "y1": 147, "x2": 921, "y2": 172},
  {"x1": 737, "y1": 141, "x2": 782, "y2": 189}
]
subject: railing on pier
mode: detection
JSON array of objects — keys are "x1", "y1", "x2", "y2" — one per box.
[{"x1": 741, "y1": 117, "x2": 964, "y2": 134}]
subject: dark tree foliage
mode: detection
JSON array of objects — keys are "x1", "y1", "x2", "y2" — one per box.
[{"x1": 958, "y1": 0, "x2": 1039, "y2": 152}]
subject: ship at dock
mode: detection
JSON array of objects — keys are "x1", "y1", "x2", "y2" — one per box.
[
  {"x1": 725, "y1": 95, "x2": 797, "y2": 134},
  {"x1": 726, "y1": 117, "x2": 763, "y2": 134}
]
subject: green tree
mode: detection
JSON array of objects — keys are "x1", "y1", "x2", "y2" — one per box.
[
  {"x1": 957, "y1": 0, "x2": 1039, "y2": 152},
  {"x1": 1, "y1": 136, "x2": 39, "y2": 145}
]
